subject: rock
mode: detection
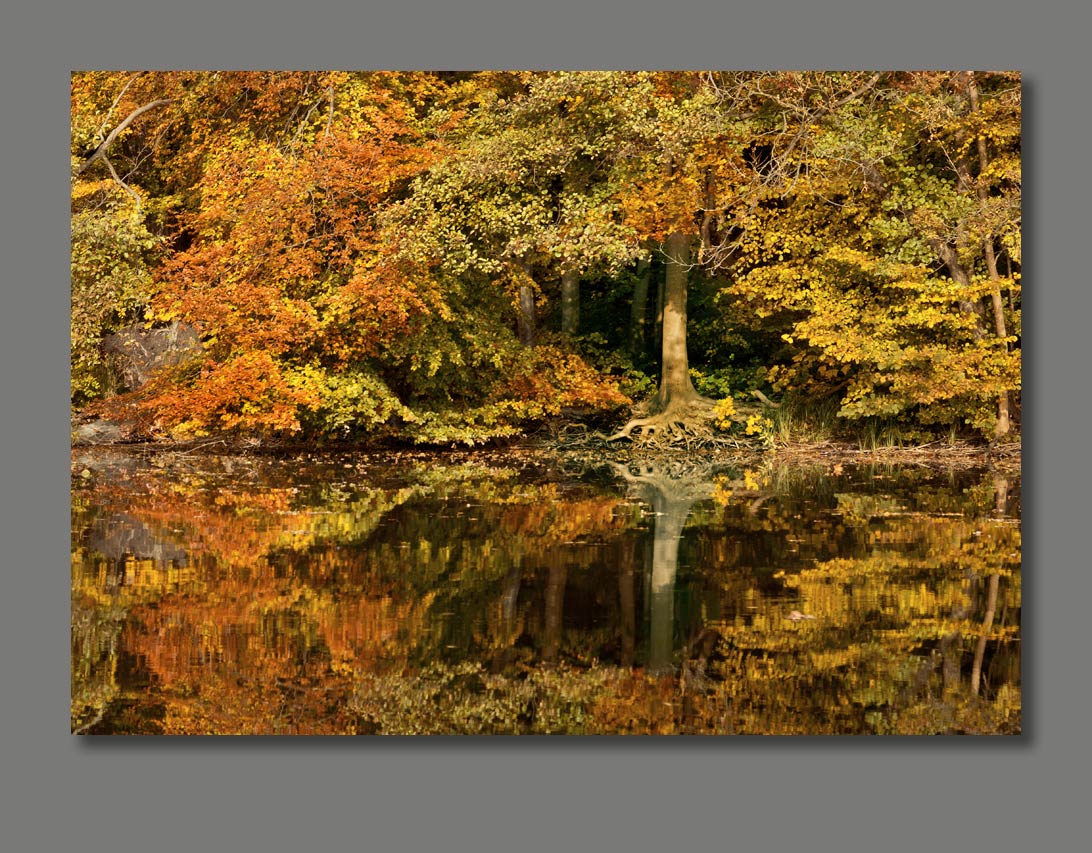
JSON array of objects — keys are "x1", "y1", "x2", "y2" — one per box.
[
  {"x1": 73, "y1": 420, "x2": 126, "y2": 446},
  {"x1": 102, "y1": 320, "x2": 202, "y2": 390}
]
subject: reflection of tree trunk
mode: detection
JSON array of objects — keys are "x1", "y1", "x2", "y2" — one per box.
[
  {"x1": 502, "y1": 564, "x2": 522, "y2": 622},
  {"x1": 618, "y1": 540, "x2": 636, "y2": 667},
  {"x1": 939, "y1": 570, "x2": 976, "y2": 696},
  {"x1": 608, "y1": 461, "x2": 714, "y2": 675},
  {"x1": 994, "y1": 475, "x2": 1010, "y2": 516},
  {"x1": 561, "y1": 269, "x2": 580, "y2": 336},
  {"x1": 630, "y1": 259, "x2": 650, "y2": 357},
  {"x1": 971, "y1": 573, "x2": 1000, "y2": 695},
  {"x1": 491, "y1": 564, "x2": 523, "y2": 673},
  {"x1": 649, "y1": 495, "x2": 689, "y2": 674},
  {"x1": 543, "y1": 559, "x2": 568, "y2": 664},
  {"x1": 940, "y1": 631, "x2": 964, "y2": 694}
]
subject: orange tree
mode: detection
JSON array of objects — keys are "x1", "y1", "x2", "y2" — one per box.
[{"x1": 73, "y1": 72, "x2": 447, "y2": 438}]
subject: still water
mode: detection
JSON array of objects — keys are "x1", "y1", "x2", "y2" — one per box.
[{"x1": 71, "y1": 448, "x2": 1021, "y2": 735}]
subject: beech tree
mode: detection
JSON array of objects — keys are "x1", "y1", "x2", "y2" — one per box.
[{"x1": 609, "y1": 73, "x2": 750, "y2": 442}]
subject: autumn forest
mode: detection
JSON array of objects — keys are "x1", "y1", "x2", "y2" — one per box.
[
  {"x1": 70, "y1": 71, "x2": 1021, "y2": 736},
  {"x1": 71, "y1": 71, "x2": 1020, "y2": 448}
]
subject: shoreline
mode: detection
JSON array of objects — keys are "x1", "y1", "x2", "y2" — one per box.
[{"x1": 71, "y1": 432, "x2": 1021, "y2": 476}]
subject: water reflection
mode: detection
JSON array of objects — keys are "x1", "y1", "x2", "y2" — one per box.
[
  {"x1": 607, "y1": 460, "x2": 716, "y2": 674},
  {"x1": 71, "y1": 449, "x2": 1021, "y2": 735}
]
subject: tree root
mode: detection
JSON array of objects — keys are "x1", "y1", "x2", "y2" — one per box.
[{"x1": 607, "y1": 397, "x2": 732, "y2": 450}]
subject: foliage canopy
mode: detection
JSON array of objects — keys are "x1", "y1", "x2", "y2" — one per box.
[{"x1": 71, "y1": 70, "x2": 1021, "y2": 444}]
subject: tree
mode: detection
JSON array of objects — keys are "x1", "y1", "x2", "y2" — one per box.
[
  {"x1": 388, "y1": 72, "x2": 649, "y2": 332},
  {"x1": 724, "y1": 71, "x2": 1020, "y2": 439},
  {"x1": 609, "y1": 73, "x2": 752, "y2": 442},
  {"x1": 70, "y1": 72, "x2": 177, "y2": 405},
  {"x1": 911, "y1": 71, "x2": 1020, "y2": 437},
  {"x1": 142, "y1": 72, "x2": 438, "y2": 436},
  {"x1": 70, "y1": 181, "x2": 160, "y2": 404}
]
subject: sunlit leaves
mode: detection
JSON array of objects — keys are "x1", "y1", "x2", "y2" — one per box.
[
  {"x1": 727, "y1": 72, "x2": 1020, "y2": 436},
  {"x1": 71, "y1": 71, "x2": 1020, "y2": 443}
]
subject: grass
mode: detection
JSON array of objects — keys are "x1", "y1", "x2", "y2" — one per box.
[
  {"x1": 765, "y1": 397, "x2": 985, "y2": 451},
  {"x1": 768, "y1": 397, "x2": 840, "y2": 446}
]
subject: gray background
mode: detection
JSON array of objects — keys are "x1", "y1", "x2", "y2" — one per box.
[{"x1": 3, "y1": 1, "x2": 1088, "y2": 851}]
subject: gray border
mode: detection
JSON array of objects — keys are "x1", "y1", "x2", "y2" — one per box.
[{"x1": 4, "y1": 1, "x2": 1089, "y2": 851}]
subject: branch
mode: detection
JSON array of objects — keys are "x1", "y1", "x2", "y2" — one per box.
[
  {"x1": 751, "y1": 389, "x2": 781, "y2": 409},
  {"x1": 94, "y1": 72, "x2": 146, "y2": 141},
  {"x1": 826, "y1": 73, "x2": 883, "y2": 114},
  {"x1": 326, "y1": 83, "x2": 335, "y2": 139},
  {"x1": 79, "y1": 98, "x2": 173, "y2": 174},
  {"x1": 102, "y1": 154, "x2": 142, "y2": 208}
]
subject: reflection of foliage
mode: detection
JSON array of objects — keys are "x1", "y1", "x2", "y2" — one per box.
[
  {"x1": 699, "y1": 484, "x2": 1020, "y2": 734},
  {"x1": 351, "y1": 662, "x2": 615, "y2": 735},
  {"x1": 72, "y1": 450, "x2": 1020, "y2": 734},
  {"x1": 71, "y1": 595, "x2": 126, "y2": 733},
  {"x1": 71, "y1": 451, "x2": 633, "y2": 732}
]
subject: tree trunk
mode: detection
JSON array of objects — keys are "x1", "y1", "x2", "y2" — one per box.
[
  {"x1": 657, "y1": 232, "x2": 700, "y2": 409},
  {"x1": 608, "y1": 237, "x2": 715, "y2": 443},
  {"x1": 654, "y1": 267, "x2": 664, "y2": 357},
  {"x1": 517, "y1": 262, "x2": 536, "y2": 347},
  {"x1": 629, "y1": 258, "x2": 650, "y2": 357},
  {"x1": 560, "y1": 269, "x2": 580, "y2": 336},
  {"x1": 928, "y1": 238, "x2": 986, "y2": 339},
  {"x1": 967, "y1": 73, "x2": 1012, "y2": 438}
]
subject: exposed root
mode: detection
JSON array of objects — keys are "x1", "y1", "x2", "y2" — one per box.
[{"x1": 607, "y1": 397, "x2": 734, "y2": 450}]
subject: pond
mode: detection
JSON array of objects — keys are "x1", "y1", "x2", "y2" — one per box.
[{"x1": 71, "y1": 447, "x2": 1021, "y2": 735}]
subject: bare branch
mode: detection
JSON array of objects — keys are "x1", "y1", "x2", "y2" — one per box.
[
  {"x1": 79, "y1": 98, "x2": 173, "y2": 174},
  {"x1": 102, "y1": 155, "x2": 142, "y2": 208},
  {"x1": 93, "y1": 72, "x2": 146, "y2": 142},
  {"x1": 326, "y1": 83, "x2": 335, "y2": 139}
]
